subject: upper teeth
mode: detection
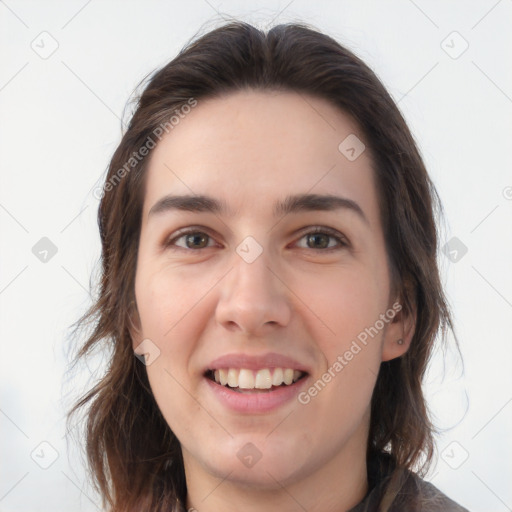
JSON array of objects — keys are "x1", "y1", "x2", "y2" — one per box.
[{"x1": 212, "y1": 368, "x2": 303, "y2": 389}]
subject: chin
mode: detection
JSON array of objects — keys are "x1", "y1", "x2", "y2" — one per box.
[{"x1": 198, "y1": 434, "x2": 314, "y2": 488}]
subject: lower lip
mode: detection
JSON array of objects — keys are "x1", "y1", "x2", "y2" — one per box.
[{"x1": 204, "y1": 376, "x2": 309, "y2": 413}]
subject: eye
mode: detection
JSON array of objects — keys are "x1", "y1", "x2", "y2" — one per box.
[
  {"x1": 164, "y1": 228, "x2": 217, "y2": 250},
  {"x1": 294, "y1": 226, "x2": 348, "y2": 251}
]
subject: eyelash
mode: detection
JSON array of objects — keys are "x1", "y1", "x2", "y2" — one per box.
[{"x1": 163, "y1": 226, "x2": 349, "y2": 252}]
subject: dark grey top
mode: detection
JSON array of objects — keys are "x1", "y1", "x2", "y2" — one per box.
[{"x1": 348, "y1": 452, "x2": 470, "y2": 512}]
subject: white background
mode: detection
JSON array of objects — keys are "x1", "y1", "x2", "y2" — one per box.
[{"x1": 1, "y1": 1, "x2": 511, "y2": 511}]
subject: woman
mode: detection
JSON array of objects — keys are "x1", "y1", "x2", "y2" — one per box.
[{"x1": 69, "y1": 21, "x2": 469, "y2": 512}]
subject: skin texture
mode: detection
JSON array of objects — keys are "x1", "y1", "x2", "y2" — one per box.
[{"x1": 130, "y1": 90, "x2": 415, "y2": 512}]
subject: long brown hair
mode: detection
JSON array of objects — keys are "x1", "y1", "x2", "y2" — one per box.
[{"x1": 68, "y1": 20, "x2": 458, "y2": 511}]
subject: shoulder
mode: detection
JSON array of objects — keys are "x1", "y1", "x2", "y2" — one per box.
[
  {"x1": 382, "y1": 468, "x2": 470, "y2": 512},
  {"x1": 349, "y1": 453, "x2": 470, "y2": 512},
  {"x1": 404, "y1": 473, "x2": 470, "y2": 512}
]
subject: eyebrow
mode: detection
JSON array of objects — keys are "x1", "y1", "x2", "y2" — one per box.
[{"x1": 148, "y1": 193, "x2": 368, "y2": 224}]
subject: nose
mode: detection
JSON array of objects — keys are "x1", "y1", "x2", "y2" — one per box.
[{"x1": 215, "y1": 247, "x2": 292, "y2": 336}]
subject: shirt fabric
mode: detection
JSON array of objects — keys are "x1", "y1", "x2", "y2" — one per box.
[{"x1": 348, "y1": 452, "x2": 470, "y2": 512}]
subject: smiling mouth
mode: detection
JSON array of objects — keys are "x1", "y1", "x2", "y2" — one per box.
[{"x1": 204, "y1": 368, "x2": 308, "y2": 393}]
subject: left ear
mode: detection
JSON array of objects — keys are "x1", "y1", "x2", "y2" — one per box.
[{"x1": 381, "y1": 297, "x2": 416, "y2": 362}]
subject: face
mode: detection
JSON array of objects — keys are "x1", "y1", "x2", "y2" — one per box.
[{"x1": 131, "y1": 90, "x2": 413, "y2": 491}]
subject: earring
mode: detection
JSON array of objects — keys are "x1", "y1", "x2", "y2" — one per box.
[{"x1": 397, "y1": 338, "x2": 404, "y2": 345}]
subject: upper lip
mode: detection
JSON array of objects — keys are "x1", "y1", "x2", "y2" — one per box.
[{"x1": 204, "y1": 352, "x2": 311, "y2": 374}]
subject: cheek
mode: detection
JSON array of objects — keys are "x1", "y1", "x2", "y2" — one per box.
[
  {"x1": 296, "y1": 264, "x2": 387, "y2": 412},
  {"x1": 134, "y1": 261, "x2": 219, "y2": 385},
  {"x1": 145, "y1": 358, "x2": 206, "y2": 446},
  {"x1": 135, "y1": 262, "x2": 208, "y2": 341},
  {"x1": 134, "y1": 268, "x2": 203, "y2": 418},
  {"x1": 137, "y1": 268, "x2": 205, "y2": 429},
  {"x1": 300, "y1": 264, "x2": 388, "y2": 348}
]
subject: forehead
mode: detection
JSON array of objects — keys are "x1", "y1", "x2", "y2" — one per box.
[{"x1": 142, "y1": 89, "x2": 380, "y2": 226}]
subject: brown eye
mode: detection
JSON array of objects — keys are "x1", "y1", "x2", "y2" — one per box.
[
  {"x1": 183, "y1": 232, "x2": 210, "y2": 249},
  {"x1": 165, "y1": 229, "x2": 215, "y2": 250},
  {"x1": 306, "y1": 233, "x2": 331, "y2": 249},
  {"x1": 295, "y1": 227, "x2": 348, "y2": 251}
]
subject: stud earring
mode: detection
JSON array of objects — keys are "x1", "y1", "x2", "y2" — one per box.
[{"x1": 397, "y1": 338, "x2": 404, "y2": 345}]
